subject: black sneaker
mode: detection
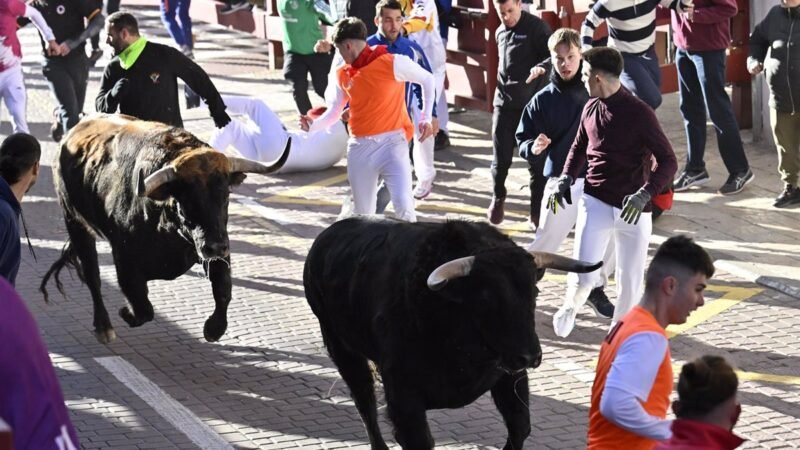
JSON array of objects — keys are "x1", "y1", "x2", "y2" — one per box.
[
  {"x1": 586, "y1": 287, "x2": 614, "y2": 319},
  {"x1": 718, "y1": 168, "x2": 754, "y2": 195},
  {"x1": 774, "y1": 184, "x2": 800, "y2": 208},
  {"x1": 673, "y1": 169, "x2": 710, "y2": 192},
  {"x1": 88, "y1": 48, "x2": 103, "y2": 66},
  {"x1": 220, "y1": 0, "x2": 252, "y2": 14},
  {"x1": 434, "y1": 131, "x2": 450, "y2": 151}
]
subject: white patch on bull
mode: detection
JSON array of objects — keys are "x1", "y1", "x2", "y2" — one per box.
[{"x1": 0, "y1": 36, "x2": 21, "y2": 70}]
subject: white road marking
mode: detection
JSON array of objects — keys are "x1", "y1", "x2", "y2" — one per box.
[
  {"x1": 95, "y1": 356, "x2": 234, "y2": 450},
  {"x1": 235, "y1": 197, "x2": 294, "y2": 226}
]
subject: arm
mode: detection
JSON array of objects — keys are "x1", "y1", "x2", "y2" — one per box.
[
  {"x1": 308, "y1": 83, "x2": 347, "y2": 133},
  {"x1": 402, "y1": 0, "x2": 437, "y2": 36},
  {"x1": 581, "y1": 1, "x2": 608, "y2": 50},
  {"x1": 393, "y1": 54, "x2": 435, "y2": 122},
  {"x1": 95, "y1": 65, "x2": 121, "y2": 113},
  {"x1": 640, "y1": 109, "x2": 677, "y2": 197},
  {"x1": 561, "y1": 108, "x2": 589, "y2": 179},
  {"x1": 23, "y1": 5, "x2": 55, "y2": 42},
  {"x1": 63, "y1": 9, "x2": 104, "y2": 51},
  {"x1": 410, "y1": 43, "x2": 437, "y2": 118},
  {"x1": 170, "y1": 47, "x2": 230, "y2": 127},
  {"x1": 685, "y1": 0, "x2": 737, "y2": 24},
  {"x1": 600, "y1": 332, "x2": 672, "y2": 440},
  {"x1": 747, "y1": 16, "x2": 769, "y2": 73},
  {"x1": 516, "y1": 99, "x2": 547, "y2": 163}
]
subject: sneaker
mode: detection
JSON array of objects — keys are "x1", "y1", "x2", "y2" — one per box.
[
  {"x1": 50, "y1": 108, "x2": 63, "y2": 142},
  {"x1": 673, "y1": 169, "x2": 710, "y2": 192},
  {"x1": 774, "y1": 184, "x2": 800, "y2": 208},
  {"x1": 718, "y1": 168, "x2": 754, "y2": 195},
  {"x1": 220, "y1": 0, "x2": 252, "y2": 14},
  {"x1": 88, "y1": 48, "x2": 103, "y2": 66},
  {"x1": 413, "y1": 178, "x2": 434, "y2": 200},
  {"x1": 553, "y1": 305, "x2": 578, "y2": 338},
  {"x1": 487, "y1": 196, "x2": 505, "y2": 225},
  {"x1": 434, "y1": 131, "x2": 450, "y2": 151},
  {"x1": 586, "y1": 287, "x2": 614, "y2": 319}
]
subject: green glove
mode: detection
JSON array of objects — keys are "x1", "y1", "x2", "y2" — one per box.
[
  {"x1": 547, "y1": 175, "x2": 573, "y2": 215},
  {"x1": 621, "y1": 188, "x2": 652, "y2": 225}
]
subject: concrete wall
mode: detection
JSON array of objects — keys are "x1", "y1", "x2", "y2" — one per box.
[{"x1": 750, "y1": 0, "x2": 782, "y2": 143}]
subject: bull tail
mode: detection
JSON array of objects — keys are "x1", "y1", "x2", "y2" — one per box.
[{"x1": 40, "y1": 240, "x2": 85, "y2": 303}]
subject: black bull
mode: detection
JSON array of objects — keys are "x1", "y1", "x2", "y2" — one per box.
[
  {"x1": 303, "y1": 217, "x2": 602, "y2": 449},
  {"x1": 41, "y1": 114, "x2": 289, "y2": 344}
]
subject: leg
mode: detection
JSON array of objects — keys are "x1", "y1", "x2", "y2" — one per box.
[
  {"x1": 380, "y1": 133, "x2": 416, "y2": 222},
  {"x1": 771, "y1": 108, "x2": 800, "y2": 187},
  {"x1": 434, "y1": 69, "x2": 449, "y2": 132},
  {"x1": 160, "y1": 0, "x2": 188, "y2": 47},
  {"x1": 620, "y1": 49, "x2": 662, "y2": 110},
  {"x1": 611, "y1": 208, "x2": 652, "y2": 323},
  {"x1": 309, "y1": 52, "x2": 333, "y2": 100},
  {"x1": 490, "y1": 107, "x2": 519, "y2": 199},
  {"x1": 283, "y1": 52, "x2": 312, "y2": 114},
  {"x1": 4, "y1": 66, "x2": 29, "y2": 133},
  {"x1": 209, "y1": 120, "x2": 249, "y2": 155},
  {"x1": 64, "y1": 217, "x2": 115, "y2": 343},
  {"x1": 42, "y1": 59, "x2": 78, "y2": 135},
  {"x1": 112, "y1": 257, "x2": 155, "y2": 329},
  {"x1": 527, "y1": 156, "x2": 547, "y2": 228},
  {"x1": 322, "y1": 328, "x2": 388, "y2": 449},
  {"x1": 676, "y1": 48, "x2": 709, "y2": 173},
  {"x1": 696, "y1": 50, "x2": 748, "y2": 175},
  {"x1": 491, "y1": 372, "x2": 531, "y2": 450},
  {"x1": 383, "y1": 377, "x2": 433, "y2": 450},
  {"x1": 411, "y1": 105, "x2": 436, "y2": 191},
  {"x1": 204, "y1": 257, "x2": 232, "y2": 341},
  {"x1": 68, "y1": 53, "x2": 89, "y2": 129},
  {"x1": 527, "y1": 178, "x2": 582, "y2": 253},
  {"x1": 177, "y1": 0, "x2": 193, "y2": 49},
  {"x1": 347, "y1": 139, "x2": 381, "y2": 215}
]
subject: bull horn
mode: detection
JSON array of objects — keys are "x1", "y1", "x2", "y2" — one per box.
[
  {"x1": 426, "y1": 256, "x2": 475, "y2": 291},
  {"x1": 228, "y1": 137, "x2": 291, "y2": 174},
  {"x1": 528, "y1": 251, "x2": 602, "y2": 273},
  {"x1": 138, "y1": 166, "x2": 177, "y2": 197}
]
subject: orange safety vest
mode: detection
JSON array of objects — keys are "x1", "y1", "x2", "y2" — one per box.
[
  {"x1": 336, "y1": 53, "x2": 413, "y2": 141},
  {"x1": 588, "y1": 306, "x2": 673, "y2": 450}
]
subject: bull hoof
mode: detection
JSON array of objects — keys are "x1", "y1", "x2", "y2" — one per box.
[
  {"x1": 119, "y1": 306, "x2": 153, "y2": 327},
  {"x1": 95, "y1": 328, "x2": 117, "y2": 344},
  {"x1": 203, "y1": 316, "x2": 227, "y2": 342}
]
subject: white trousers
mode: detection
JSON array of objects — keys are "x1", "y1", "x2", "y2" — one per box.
[
  {"x1": 411, "y1": 105, "x2": 435, "y2": 183},
  {"x1": 566, "y1": 193, "x2": 652, "y2": 322},
  {"x1": 528, "y1": 178, "x2": 615, "y2": 285},
  {"x1": 0, "y1": 65, "x2": 28, "y2": 133},
  {"x1": 434, "y1": 66, "x2": 448, "y2": 132},
  {"x1": 348, "y1": 130, "x2": 416, "y2": 222}
]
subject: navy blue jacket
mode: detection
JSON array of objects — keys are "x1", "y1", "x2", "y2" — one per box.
[
  {"x1": 0, "y1": 177, "x2": 21, "y2": 286},
  {"x1": 516, "y1": 70, "x2": 589, "y2": 178},
  {"x1": 367, "y1": 32, "x2": 437, "y2": 118}
]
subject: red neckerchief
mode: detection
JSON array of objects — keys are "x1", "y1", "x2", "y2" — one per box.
[{"x1": 345, "y1": 45, "x2": 389, "y2": 78}]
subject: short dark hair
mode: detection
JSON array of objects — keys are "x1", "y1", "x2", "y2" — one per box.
[
  {"x1": 107, "y1": 11, "x2": 140, "y2": 35},
  {"x1": 675, "y1": 355, "x2": 738, "y2": 419},
  {"x1": 375, "y1": 0, "x2": 403, "y2": 18},
  {"x1": 582, "y1": 46, "x2": 623, "y2": 78},
  {"x1": 645, "y1": 235, "x2": 715, "y2": 293},
  {"x1": 0, "y1": 133, "x2": 41, "y2": 185},
  {"x1": 332, "y1": 17, "x2": 368, "y2": 44}
]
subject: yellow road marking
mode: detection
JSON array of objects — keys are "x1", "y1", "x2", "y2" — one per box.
[
  {"x1": 666, "y1": 285, "x2": 761, "y2": 338},
  {"x1": 264, "y1": 173, "x2": 349, "y2": 201}
]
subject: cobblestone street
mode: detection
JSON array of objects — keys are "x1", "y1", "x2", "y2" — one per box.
[{"x1": 8, "y1": 3, "x2": 800, "y2": 449}]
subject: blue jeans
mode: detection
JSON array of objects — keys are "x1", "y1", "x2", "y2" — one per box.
[
  {"x1": 676, "y1": 48, "x2": 748, "y2": 175},
  {"x1": 621, "y1": 47, "x2": 662, "y2": 110},
  {"x1": 160, "y1": 0, "x2": 192, "y2": 48}
]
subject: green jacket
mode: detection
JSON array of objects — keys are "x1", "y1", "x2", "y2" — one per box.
[{"x1": 278, "y1": 0, "x2": 328, "y2": 55}]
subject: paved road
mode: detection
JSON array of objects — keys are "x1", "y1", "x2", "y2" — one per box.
[{"x1": 9, "y1": 4, "x2": 800, "y2": 449}]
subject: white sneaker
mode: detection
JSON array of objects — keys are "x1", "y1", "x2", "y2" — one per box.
[
  {"x1": 553, "y1": 306, "x2": 578, "y2": 338},
  {"x1": 337, "y1": 195, "x2": 354, "y2": 221},
  {"x1": 413, "y1": 178, "x2": 434, "y2": 200}
]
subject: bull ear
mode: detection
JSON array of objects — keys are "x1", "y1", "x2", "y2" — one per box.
[
  {"x1": 229, "y1": 172, "x2": 247, "y2": 186},
  {"x1": 427, "y1": 256, "x2": 475, "y2": 291},
  {"x1": 528, "y1": 251, "x2": 602, "y2": 273},
  {"x1": 228, "y1": 137, "x2": 291, "y2": 174}
]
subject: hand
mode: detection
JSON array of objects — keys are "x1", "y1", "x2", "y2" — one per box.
[
  {"x1": 682, "y1": 1, "x2": 694, "y2": 21},
  {"x1": 57, "y1": 42, "x2": 71, "y2": 56},
  {"x1": 314, "y1": 39, "x2": 332, "y2": 53},
  {"x1": 650, "y1": 154, "x2": 658, "y2": 172},
  {"x1": 213, "y1": 112, "x2": 231, "y2": 129},
  {"x1": 621, "y1": 188, "x2": 652, "y2": 225},
  {"x1": 748, "y1": 61, "x2": 764, "y2": 75},
  {"x1": 299, "y1": 114, "x2": 313, "y2": 131},
  {"x1": 431, "y1": 117, "x2": 440, "y2": 136},
  {"x1": 547, "y1": 175, "x2": 573, "y2": 215},
  {"x1": 532, "y1": 133, "x2": 551, "y2": 156},
  {"x1": 46, "y1": 40, "x2": 61, "y2": 56},
  {"x1": 110, "y1": 78, "x2": 129, "y2": 98},
  {"x1": 526, "y1": 66, "x2": 546, "y2": 84},
  {"x1": 418, "y1": 121, "x2": 434, "y2": 142}
]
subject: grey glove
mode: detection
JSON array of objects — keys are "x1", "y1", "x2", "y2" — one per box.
[
  {"x1": 621, "y1": 188, "x2": 652, "y2": 225},
  {"x1": 547, "y1": 175, "x2": 573, "y2": 215}
]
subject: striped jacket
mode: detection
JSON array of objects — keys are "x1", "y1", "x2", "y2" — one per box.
[{"x1": 581, "y1": 0, "x2": 689, "y2": 55}]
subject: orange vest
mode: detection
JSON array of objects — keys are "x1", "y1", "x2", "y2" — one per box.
[
  {"x1": 336, "y1": 53, "x2": 413, "y2": 141},
  {"x1": 588, "y1": 306, "x2": 673, "y2": 450}
]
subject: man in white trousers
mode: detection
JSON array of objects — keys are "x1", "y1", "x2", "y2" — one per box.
[
  {"x1": 517, "y1": 28, "x2": 615, "y2": 321},
  {"x1": 302, "y1": 17, "x2": 435, "y2": 222},
  {"x1": 548, "y1": 47, "x2": 676, "y2": 338},
  {"x1": 208, "y1": 95, "x2": 347, "y2": 174},
  {"x1": 0, "y1": 0, "x2": 60, "y2": 133}
]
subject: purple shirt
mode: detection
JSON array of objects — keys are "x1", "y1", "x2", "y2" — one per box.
[
  {"x1": 563, "y1": 88, "x2": 677, "y2": 211},
  {"x1": 670, "y1": 0, "x2": 737, "y2": 52},
  {"x1": 0, "y1": 278, "x2": 80, "y2": 450}
]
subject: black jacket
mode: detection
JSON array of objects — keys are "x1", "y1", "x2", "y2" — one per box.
[
  {"x1": 0, "y1": 177, "x2": 20, "y2": 286},
  {"x1": 96, "y1": 41, "x2": 229, "y2": 128},
  {"x1": 493, "y1": 10, "x2": 551, "y2": 110},
  {"x1": 749, "y1": 5, "x2": 800, "y2": 115}
]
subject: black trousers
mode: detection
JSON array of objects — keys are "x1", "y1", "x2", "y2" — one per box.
[
  {"x1": 283, "y1": 51, "x2": 333, "y2": 114},
  {"x1": 491, "y1": 106, "x2": 547, "y2": 226},
  {"x1": 43, "y1": 52, "x2": 89, "y2": 133}
]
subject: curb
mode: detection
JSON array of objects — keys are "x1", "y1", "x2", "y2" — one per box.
[{"x1": 714, "y1": 260, "x2": 800, "y2": 301}]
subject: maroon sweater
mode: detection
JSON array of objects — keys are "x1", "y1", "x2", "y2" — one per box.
[
  {"x1": 671, "y1": 0, "x2": 738, "y2": 52},
  {"x1": 563, "y1": 88, "x2": 677, "y2": 211}
]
